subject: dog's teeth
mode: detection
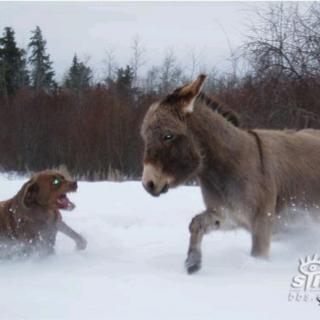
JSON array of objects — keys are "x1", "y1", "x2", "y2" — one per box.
[{"x1": 8, "y1": 207, "x2": 16, "y2": 214}]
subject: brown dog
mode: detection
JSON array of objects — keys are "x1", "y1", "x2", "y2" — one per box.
[{"x1": 0, "y1": 170, "x2": 87, "y2": 257}]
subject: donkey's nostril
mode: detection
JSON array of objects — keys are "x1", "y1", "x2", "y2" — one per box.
[
  {"x1": 161, "y1": 184, "x2": 169, "y2": 194},
  {"x1": 147, "y1": 181, "x2": 155, "y2": 191}
]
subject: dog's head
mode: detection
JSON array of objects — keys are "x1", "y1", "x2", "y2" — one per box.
[{"x1": 19, "y1": 170, "x2": 78, "y2": 211}]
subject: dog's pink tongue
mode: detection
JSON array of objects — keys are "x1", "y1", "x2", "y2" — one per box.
[{"x1": 57, "y1": 195, "x2": 75, "y2": 211}]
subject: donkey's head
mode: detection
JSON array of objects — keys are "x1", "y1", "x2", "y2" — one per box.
[{"x1": 141, "y1": 75, "x2": 207, "y2": 196}]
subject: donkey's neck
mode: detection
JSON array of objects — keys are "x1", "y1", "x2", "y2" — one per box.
[
  {"x1": 188, "y1": 102, "x2": 247, "y2": 163},
  {"x1": 187, "y1": 102, "x2": 250, "y2": 202}
]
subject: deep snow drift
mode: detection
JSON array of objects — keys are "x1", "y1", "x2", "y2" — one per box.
[{"x1": 0, "y1": 174, "x2": 319, "y2": 319}]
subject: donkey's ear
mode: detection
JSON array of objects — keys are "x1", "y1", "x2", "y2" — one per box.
[
  {"x1": 21, "y1": 181, "x2": 39, "y2": 207},
  {"x1": 180, "y1": 74, "x2": 207, "y2": 97},
  {"x1": 178, "y1": 74, "x2": 207, "y2": 114}
]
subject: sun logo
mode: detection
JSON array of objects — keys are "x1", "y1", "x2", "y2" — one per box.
[
  {"x1": 299, "y1": 255, "x2": 320, "y2": 276},
  {"x1": 292, "y1": 255, "x2": 320, "y2": 291}
]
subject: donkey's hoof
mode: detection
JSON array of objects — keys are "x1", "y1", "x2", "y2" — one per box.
[
  {"x1": 186, "y1": 262, "x2": 201, "y2": 274},
  {"x1": 185, "y1": 250, "x2": 202, "y2": 274}
]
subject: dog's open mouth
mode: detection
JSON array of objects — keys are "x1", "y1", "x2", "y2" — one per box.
[{"x1": 56, "y1": 194, "x2": 75, "y2": 211}]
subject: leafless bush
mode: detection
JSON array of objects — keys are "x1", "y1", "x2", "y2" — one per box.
[{"x1": 2, "y1": 4, "x2": 320, "y2": 180}]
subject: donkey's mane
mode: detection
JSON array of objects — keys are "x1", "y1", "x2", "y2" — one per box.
[{"x1": 196, "y1": 92, "x2": 240, "y2": 127}]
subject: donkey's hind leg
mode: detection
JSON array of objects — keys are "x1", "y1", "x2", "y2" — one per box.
[
  {"x1": 185, "y1": 209, "x2": 223, "y2": 274},
  {"x1": 251, "y1": 207, "x2": 274, "y2": 258}
]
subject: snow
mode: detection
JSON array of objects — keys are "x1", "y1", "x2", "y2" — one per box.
[{"x1": 0, "y1": 174, "x2": 319, "y2": 319}]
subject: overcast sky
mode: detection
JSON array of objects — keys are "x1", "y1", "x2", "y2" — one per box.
[{"x1": 0, "y1": 1, "x2": 262, "y2": 81}]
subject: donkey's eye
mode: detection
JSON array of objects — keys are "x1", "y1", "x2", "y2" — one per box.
[
  {"x1": 52, "y1": 178, "x2": 61, "y2": 187},
  {"x1": 163, "y1": 134, "x2": 174, "y2": 141}
]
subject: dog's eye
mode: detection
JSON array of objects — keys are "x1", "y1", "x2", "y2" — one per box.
[
  {"x1": 52, "y1": 178, "x2": 61, "y2": 187},
  {"x1": 163, "y1": 133, "x2": 174, "y2": 141}
]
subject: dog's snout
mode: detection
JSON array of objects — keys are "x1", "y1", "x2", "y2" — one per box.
[{"x1": 70, "y1": 181, "x2": 78, "y2": 191}]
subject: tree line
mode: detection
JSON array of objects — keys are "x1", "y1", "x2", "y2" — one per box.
[{"x1": 1, "y1": 2, "x2": 320, "y2": 180}]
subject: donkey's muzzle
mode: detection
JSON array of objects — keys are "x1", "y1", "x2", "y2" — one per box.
[
  {"x1": 143, "y1": 180, "x2": 167, "y2": 197},
  {"x1": 144, "y1": 180, "x2": 156, "y2": 195},
  {"x1": 142, "y1": 163, "x2": 173, "y2": 197}
]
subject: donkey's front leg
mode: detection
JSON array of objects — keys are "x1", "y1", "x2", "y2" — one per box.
[{"x1": 185, "y1": 209, "x2": 222, "y2": 274}]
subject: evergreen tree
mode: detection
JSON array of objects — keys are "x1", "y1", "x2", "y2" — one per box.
[
  {"x1": 28, "y1": 26, "x2": 56, "y2": 93},
  {"x1": 113, "y1": 65, "x2": 136, "y2": 106},
  {"x1": 64, "y1": 54, "x2": 92, "y2": 95},
  {"x1": 0, "y1": 27, "x2": 29, "y2": 96},
  {"x1": 116, "y1": 65, "x2": 134, "y2": 93}
]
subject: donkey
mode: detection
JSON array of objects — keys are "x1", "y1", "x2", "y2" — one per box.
[{"x1": 141, "y1": 74, "x2": 320, "y2": 274}]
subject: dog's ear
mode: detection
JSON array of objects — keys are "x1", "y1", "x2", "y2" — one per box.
[{"x1": 21, "y1": 180, "x2": 39, "y2": 207}]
